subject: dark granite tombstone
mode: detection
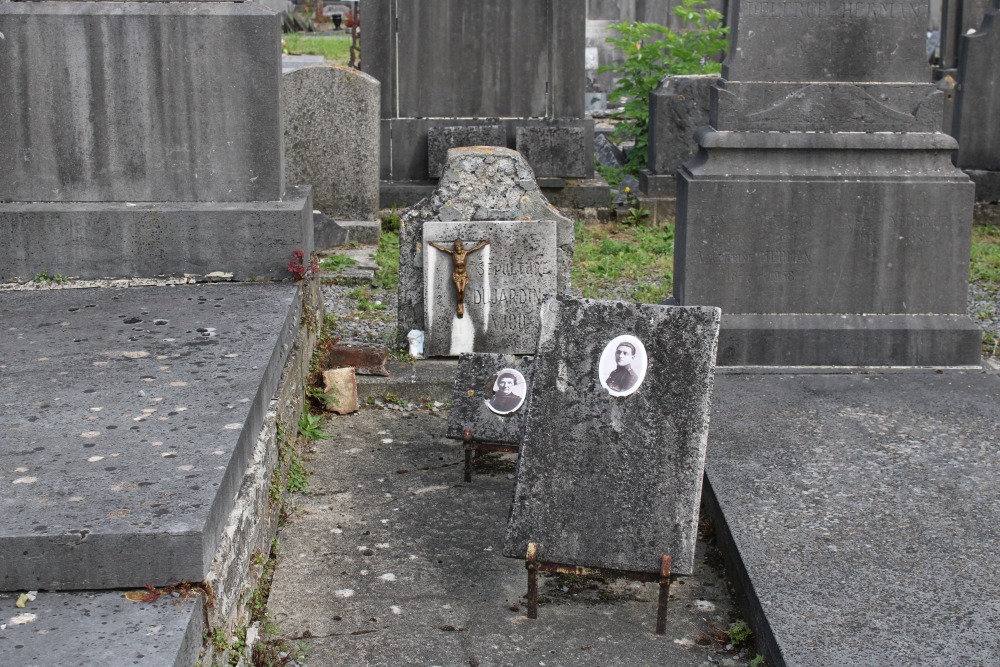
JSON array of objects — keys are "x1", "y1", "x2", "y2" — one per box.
[
  {"x1": 675, "y1": 0, "x2": 981, "y2": 366},
  {"x1": 951, "y1": 1, "x2": 1000, "y2": 203},
  {"x1": 0, "y1": 1, "x2": 312, "y2": 281},
  {"x1": 446, "y1": 353, "x2": 535, "y2": 445},
  {"x1": 503, "y1": 296, "x2": 721, "y2": 575},
  {"x1": 364, "y1": 0, "x2": 600, "y2": 206}
]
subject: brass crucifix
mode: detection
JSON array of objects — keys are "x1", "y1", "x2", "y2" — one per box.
[{"x1": 428, "y1": 239, "x2": 490, "y2": 318}]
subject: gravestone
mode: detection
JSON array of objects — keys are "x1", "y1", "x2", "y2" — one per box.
[
  {"x1": 427, "y1": 126, "x2": 507, "y2": 179},
  {"x1": 397, "y1": 146, "x2": 574, "y2": 348},
  {"x1": 365, "y1": 0, "x2": 602, "y2": 207},
  {"x1": 936, "y1": 0, "x2": 995, "y2": 79},
  {"x1": 503, "y1": 295, "x2": 721, "y2": 575},
  {"x1": 0, "y1": 1, "x2": 313, "y2": 281},
  {"x1": 283, "y1": 65, "x2": 380, "y2": 222},
  {"x1": 423, "y1": 221, "x2": 557, "y2": 356},
  {"x1": 446, "y1": 353, "x2": 535, "y2": 445},
  {"x1": 950, "y1": 1, "x2": 1000, "y2": 203},
  {"x1": 674, "y1": 0, "x2": 981, "y2": 366},
  {"x1": 640, "y1": 74, "x2": 717, "y2": 198}
]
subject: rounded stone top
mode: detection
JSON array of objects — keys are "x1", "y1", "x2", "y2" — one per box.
[{"x1": 403, "y1": 146, "x2": 569, "y2": 226}]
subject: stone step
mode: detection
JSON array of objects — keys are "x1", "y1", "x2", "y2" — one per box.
[
  {"x1": 0, "y1": 283, "x2": 302, "y2": 590},
  {"x1": 317, "y1": 245, "x2": 379, "y2": 285},
  {"x1": 1, "y1": 590, "x2": 203, "y2": 667},
  {"x1": 706, "y1": 369, "x2": 1000, "y2": 666}
]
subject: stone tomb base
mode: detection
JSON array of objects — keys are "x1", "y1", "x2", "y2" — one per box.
[
  {"x1": 0, "y1": 187, "x2": 313, "y2": 281},
  {"x1": 677, "y1": 131, "x2": 979, "y2": 366}
]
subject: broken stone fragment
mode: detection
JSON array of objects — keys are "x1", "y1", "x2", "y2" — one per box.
[{"x1": 322, "y1": 368, "x2": 359, "y2": 415}]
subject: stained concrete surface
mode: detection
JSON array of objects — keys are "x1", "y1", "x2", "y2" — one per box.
[
  {"x1": 0, "y1": 284, "x2": 300, "y2": 589},
  {"x1": 708, "y1": 369, "x2": 1000, "y2": 666},
  {"x1": 0, "y1": 590, "x2": 203, "y2": 667},
  {"x1": 267, "y1": 409, "x2": 751, "y2": 667}
]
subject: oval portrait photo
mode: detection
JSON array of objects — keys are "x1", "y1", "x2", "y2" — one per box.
[
  {"x1": 598, "y1": 335, "x2": 648, "y2": 397},
  {"x1": 486, "y1": 368, "x2": 527, "y2": 415}
]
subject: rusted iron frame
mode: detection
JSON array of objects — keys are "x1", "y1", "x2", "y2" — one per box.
[
  {"x1": 525, "y1": 542, "x2": 673, "y2": 634},
  {"x1": 463, "y1": 426, "x2": 519, "y2": 482}
]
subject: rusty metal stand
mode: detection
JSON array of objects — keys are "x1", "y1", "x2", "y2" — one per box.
[
  {"x1": 462, "y1": 426, "x2": 519, "y2": 483},
  {"x1": 524, "y1": 542, "x2": 673, "y2": 634}
]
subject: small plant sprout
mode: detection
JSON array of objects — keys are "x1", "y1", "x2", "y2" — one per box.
[{"x1": 298, "y1": 413, "x2": 332, "y2": 441}]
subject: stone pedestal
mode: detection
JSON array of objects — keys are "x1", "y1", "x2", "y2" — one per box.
[
  {"x1": 675, "y1": 0, "x2": 980, "y2": 366},
  {"x1": 0, "y1": 2, "x2": 312, "y2": 281}
]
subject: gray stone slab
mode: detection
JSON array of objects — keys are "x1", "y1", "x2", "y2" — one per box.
[
  {"x1": 953, "y1": 6, "x2": 1000, "y2": 170},
  {"x1": 313, "y1": 210, "x2": 348, "y2": 250},
  {"x1": 445, "y1": 353, "x2": 535, "y2": 444},
  {"x1": 379, "y1": 117, "x2": 595, "y2": 182},
  {"x1": 712, "y1": 81, "x2": 944, "y2": 133},
  {"x1": 717, "y1": 313, "x2": 984, "y2": 367},
  {"x1": 0, "y1": 186, "x2": 313, "y2": 282},
  {"x1": 648, "y1": 75, "x2": 714, "y2": 176},
  {"x1": 0, "y1": 2, "x2": 284, "y2": 203},
  {"x1": 422, "y1": 220, "x2": 557, "y2": 356},
  {"x1": 503, "y1": 296, "x2": 721, "y2": 575},
  {"x1": 427, "y1": 125, "x2": 507, "y2": 179},
  {"x1": 515, "y1": 126, "x2": 593, "y2": 178},
  {"x1": 676, "y1": 133, "x2": 974, "y2": 317},
  {"x1": 283, "y1": 65, "x2": 380, "y2": 220},
  {"x1": 724, "y1": 0, "x2": 931, "y2": 83},
  {"x1": 282, "y1": 54, "x2": 326, "y2": 74},
  {"x1": 397, "y1": 147, "x2": 574, "y2": 348},
  {"x1": 0, "y1": 591, "x2": 203, "y2": 667},
  {"x1": 0, "y1": 283, "x2": 301, "y2": 589},
  {"x1": 707, "y1": 370, "x2": 1000, "y2": 666},
  {"x1": 968, "y1": 168, "x2": 1000, "y2": 203}
]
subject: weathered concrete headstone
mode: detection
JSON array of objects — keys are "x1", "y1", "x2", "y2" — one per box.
[
  {"x1": 366, "y1": 0, "x2": 602, "y2": 207},
  {"x1": 503, "y1": 296, "x2": 721, "y2": 575},
  {"x1": 423, "y1": 221, "x2": 557, "y2": 356},
  {"x1": 283, "y1": 65, "x2": 380, "y2": 222},
  {"x1": 675, "y1": 0, "x2": 981, "y2": 366},
  {"x1": 515, "y1": 127, "x2": 590, "y2": 179},
  {"x1": 0, "y1": 1, "x2": 312, "y2": 281},
  {"x1": 446, "y1": 353, "x2": 535, "y2": 444},
  {"x1": 950, "y1": 1, "x2": 1000, "y2": 202},
  {"x1": 397, "y1": 146, "x2": 574, "y2": 347}
]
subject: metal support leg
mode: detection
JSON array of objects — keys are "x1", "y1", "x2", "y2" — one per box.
[
  {"x1": 656, "y1": 555, "x2": 672, "y2": 634},
  {"x1": 526, "y1": 542, "x2": 539, "y2": 619}
]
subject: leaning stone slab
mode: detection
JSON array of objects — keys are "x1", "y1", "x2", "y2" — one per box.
[
  {"x1": 446, "y1": 353, "x2": 535, "y2": 444},
  {"x1": 423, "y1": 220, "x2": 557, "y2": 356},
  {"x1": 284, "y1": 65, "x2": 380, "y2": 221},
  {"x1": 503, "y1": 296, "x2": 721, "y2": 575},
  {"x1": 398, "y1": 146, "x2": 573, "y2": 347}
]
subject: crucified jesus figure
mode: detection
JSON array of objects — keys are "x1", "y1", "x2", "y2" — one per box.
[{"x1": 428, "y1": 239, "x2": 490, "y2": 318}]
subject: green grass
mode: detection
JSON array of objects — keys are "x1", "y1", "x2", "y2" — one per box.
[
  {"x1": 282, "y1": 33, "x2": 351, "y2": 65},
  {"x1": 374, "y1": 230, "x2": 400, "y2": 290},
  {"x1": 971, "y1": 225, "x2": 1000, "y2": 288},
  {"x1": 572, "y1": 222, "x2": 674, "y2": 303},
  {"x1": 319, "y1": 254, "x2": 358, "y2": 272}
]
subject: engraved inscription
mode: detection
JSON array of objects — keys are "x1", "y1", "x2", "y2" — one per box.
[
  {"x1": 697, "y1": 249, "x2": 814, "y2": 265},
  {"x1": 743, "y1": 1, "x2": 928, "y2": 19}
]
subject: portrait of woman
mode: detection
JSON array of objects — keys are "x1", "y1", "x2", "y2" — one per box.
[{"x1": 486, "y1": 368, "x2": 527, "y2": 415}]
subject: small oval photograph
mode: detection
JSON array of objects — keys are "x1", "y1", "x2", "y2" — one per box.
[
  {"x1": 599, "y1": 335, "x2": 648, "y2": 397},
  {"x1": 486, "y1": 368, "x2": 527, "y2": 415}
]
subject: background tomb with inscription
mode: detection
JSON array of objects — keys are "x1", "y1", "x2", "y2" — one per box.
[
  {"x1": 675, "y1": 0, "x2": 981, "y2": 366},
  {"x1": 503, "y1": 295, "x2": 721, "y2": 576},
  {"x1": 365, "y1": 0, "x2": 605, "y2": 208},
  {"x1": 948, "y1": 1, "x2": 1000, "y2": 204},
  {"x1": 397, "y1": 146, "x2": 574, "y2": 349},
  {"x1": 423, "y1": 221, "x2": 557, "y2": 357}
]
